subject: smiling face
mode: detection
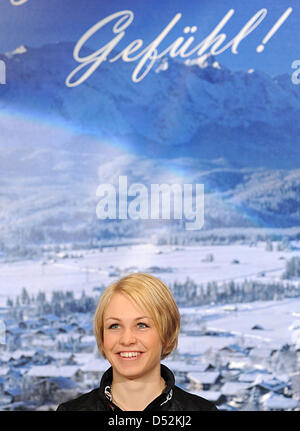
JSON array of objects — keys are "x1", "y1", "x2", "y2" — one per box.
[{"x1": 103, "y1": 293, "x2": 163, "y2": 381}]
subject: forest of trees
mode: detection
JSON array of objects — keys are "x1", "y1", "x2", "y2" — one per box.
[
  {"x1": 6, "y1": 287, "x2": 104, "y2": 319},
  {"x1": 169, "y1": 277, "x2": 300, "y2": 306},
  {"x1": 7, "y1": 270, "x2": 300, "y2": 320},
  {"x1": 282, "y1": 256, "x2": 300, "y2": 279}
]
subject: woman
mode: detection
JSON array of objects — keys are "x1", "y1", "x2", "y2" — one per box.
[{"x1": 57, "y1": 273, "x2": 218, "y2": 411}]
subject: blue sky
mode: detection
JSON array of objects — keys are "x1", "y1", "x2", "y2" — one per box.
[{"x1": 0, "y1": 0, "x2": 299, "y2": 75}]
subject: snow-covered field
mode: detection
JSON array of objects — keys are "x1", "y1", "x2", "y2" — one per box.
[
  {"x1": 0, "y1": 242, "x2": 298, "y2": 306},
  {"x1": 178, "y1": 298, "x2": 300, "y2": 354}
]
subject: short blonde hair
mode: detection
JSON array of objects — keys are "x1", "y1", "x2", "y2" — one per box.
[{"x1": 94, "y1": 273, "x2": 180, "y2": 360}]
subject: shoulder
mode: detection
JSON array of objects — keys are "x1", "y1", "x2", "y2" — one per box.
[
  {"x1": 56, "y1": 387, "x2": 104, "y2": 411},
  {"x1": 173, "y1": 385, "x2": 218, "y2": 411}
]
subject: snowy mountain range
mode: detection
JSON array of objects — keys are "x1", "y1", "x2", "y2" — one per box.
[
  {"x1": 0, "y1": 42, "x2": 299, "y2": 244},
  {"x1": 1, "y1": 42, "x2": 300, "y2": 168}
]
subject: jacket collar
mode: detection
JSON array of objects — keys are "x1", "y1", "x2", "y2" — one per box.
[{"x1": 98, "y1": 363, "x2": 175, "y2": 411}]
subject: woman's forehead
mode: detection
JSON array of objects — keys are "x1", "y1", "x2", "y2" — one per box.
[{"x1": 104, "y1": 292, "x2": 149, "y2": 316}]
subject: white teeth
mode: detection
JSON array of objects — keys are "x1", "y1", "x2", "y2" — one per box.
[{"x1": 119, "y1": 352, "x2": 141, "y2": 358}]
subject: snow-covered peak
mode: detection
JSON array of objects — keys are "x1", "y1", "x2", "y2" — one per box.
[
  {"x1": 185, "y1": 53, "x2": 221, "y2": 69},
  {"x1": 13, "y1": 45, "x2": 27, "y2": 55},
  {"x1": 5, "y1": 45, "x2": 28, "y2": 58},
  {"x1": 155, "y1": 57, "x2": 169, "y2": 73}
]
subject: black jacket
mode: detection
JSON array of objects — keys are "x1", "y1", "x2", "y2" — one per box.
[{"x1": 57, "y1": 364, "x2": 218, "y2": 411}]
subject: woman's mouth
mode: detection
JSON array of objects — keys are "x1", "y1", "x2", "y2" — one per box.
[{"x1": 117, "y1": 351, "x2": 143, "y2": 360}]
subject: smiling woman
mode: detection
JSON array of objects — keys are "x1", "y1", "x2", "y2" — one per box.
[{"x1": 56, "y1": 272, "x2": 218, "y2": 411}]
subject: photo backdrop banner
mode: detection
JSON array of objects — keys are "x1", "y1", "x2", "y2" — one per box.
[{"x1": 0, "y1": 0, "x2": 300, "y2": 411}]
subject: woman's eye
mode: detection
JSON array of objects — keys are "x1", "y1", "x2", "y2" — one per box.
[
  {"x1": 108, "y1": 324, "x2": 119, "y2": 329},
  {"x1": 138, "y1": 322, "x2": 148, "y2": 328}
]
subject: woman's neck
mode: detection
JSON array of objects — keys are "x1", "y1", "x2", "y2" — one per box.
[{"x1": 110, "y1": 369, "x2": 166, "y2": 411}]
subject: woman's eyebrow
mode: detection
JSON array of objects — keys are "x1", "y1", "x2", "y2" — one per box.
[{"x1": 105, "y1": 316, "x2": 152, "y2": 322}]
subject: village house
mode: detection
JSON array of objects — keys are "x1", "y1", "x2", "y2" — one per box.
[
  {"x1": 41, "y1": 376, "x2": 78, "y2": 406},
  {"x1": 18, "y1": 319, "x2": 40, "y2": 330},
  {"x1": 4, "y1": 386, "x2": 22, "y2": 403},
  {"x1": 5, "y1": 326, "x2": 24, "y2": 339},
  {"x1": 30, "y1": 330, "x2": 57, "y2": 350},
  {"x1": 38, "y1": 314, "x2": 60, "y2": 326},
  {"x1": 0, "y1": 394, "x2": 11, "y2": 409},
  {"x1": 81, "y1": 358, "x2": 110, "y2": 385},
  {"x1": 220, "y1": 344, "x2": 249, "y2": 358},
  {"x1": 238, "y1": 368, "x2": 271, "y2": 384},
  {"x1": 161, "y1": 359, "x2": 217, "y2": 385},
  {"x1": 227, "y1": 360, "x2": 249, "y2": 372},
  {"x1": 187, "y1": 371, "x2": 221, "y2": 391},
  {"x1": 23, "y1": 365, "x2": 84, "y2": 405},
  {"x1": 78, "y1": 335, "x2": 96, "y2": 353},
  {"x1": 25, "y1": 365, "x2": 83, "y2": 382},
  {"x1": 249, "y1": 346, "x2": 277, "y2": 364},
  {"x1": 220, "y1": 381, "x2": 250, "y2": 401},
  {"x1": 248, "y1": 374, "x2": 290, "y2": 396},
  {"x1": 45, "y1": 351, "x2": 74, "y2": 366},
  {"x1": 260, "y1": 392, "x2": 299, "y2": 411},
  {"x1": 189, "y1": 388, "x2": 226, "y2": 406}
]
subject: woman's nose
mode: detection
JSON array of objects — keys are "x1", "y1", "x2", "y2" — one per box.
[{"x1": 120, "y1": 328, "x2": 137, "y2": 344}]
